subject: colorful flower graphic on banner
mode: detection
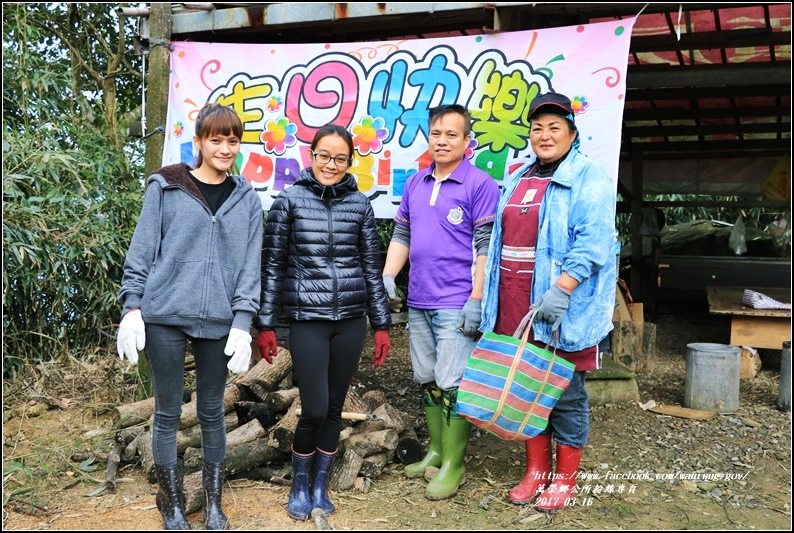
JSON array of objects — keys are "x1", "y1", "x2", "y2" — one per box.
[
  {"x1": 465, "y1": 134, "x2": 478, "y2": 159},
  {"x1": 260, "y1": 117, "x2": 297, "y2": 155},
  {"x1": 173, "y1": 121, "x2": 184, "y2": 137},
  {"x1": 571, "y1": 96, "x2": 589, "y2": 116},
  {"x1": 352, "y1": 116, "x2": 389, "y2": 155},
  {"x1": 266, "y1": 96, "x2": 283, "y2": 113}
]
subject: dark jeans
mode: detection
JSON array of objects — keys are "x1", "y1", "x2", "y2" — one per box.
[
  {"x1": 289, "y1": 318, "x2": 367, "y2": 454},
  {"x1": 145, "y1": 324, "x2": 229, "y2": 467},
  {"x1": 546, "y1": 371, "x2": 589, "y2": 448}
]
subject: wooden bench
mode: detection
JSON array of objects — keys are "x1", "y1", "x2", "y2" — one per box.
[{"x1": 707, "y1": 286, "x2": 791, "y2": 349}]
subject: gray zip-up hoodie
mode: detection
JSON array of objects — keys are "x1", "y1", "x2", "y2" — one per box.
[{"x1": 118, "y1": 163, "x2": 263, "y2": 339}]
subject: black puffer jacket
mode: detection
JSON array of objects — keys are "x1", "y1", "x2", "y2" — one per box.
[{"x1": 255, "y1": 169, "x2": 391, "y2": 331}]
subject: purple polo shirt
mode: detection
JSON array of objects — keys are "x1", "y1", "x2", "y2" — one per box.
[{"x1": 394, "y1": 158, "x2": 500, "y2": 309}]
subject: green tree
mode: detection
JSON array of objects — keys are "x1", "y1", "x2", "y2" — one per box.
[{"x1": 3, "y1": 3, "x2": 146, "y2": 375}]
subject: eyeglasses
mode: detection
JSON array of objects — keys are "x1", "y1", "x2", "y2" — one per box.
[{"x1": 311, "y1": 151, "x2": 352, "y2": 167}]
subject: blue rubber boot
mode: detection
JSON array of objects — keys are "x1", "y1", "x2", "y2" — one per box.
[
  {"x1": 311, "y1": 449, "x2": 337, "y2": 515},
  {"x1": 287, "y1": 448, "x2": 314, "y2": 520}
]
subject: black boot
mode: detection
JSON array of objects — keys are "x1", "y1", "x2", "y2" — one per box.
[
  {"x1": 311, "y1": 449, "x2": 336, "y2": 515},
  {"x1": 287, "y1": 448, "x2": 314, "y2": 520},
  {"x1": 202, "y1": 461, "x2": 229, "y2": 530},
  {"x1": 155, "y1": 458, "x2": 191, "y2": 530}
]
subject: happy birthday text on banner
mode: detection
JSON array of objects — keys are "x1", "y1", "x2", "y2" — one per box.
[{"x1": 164, "y1": 18, "x2": 635, "y2": 218}]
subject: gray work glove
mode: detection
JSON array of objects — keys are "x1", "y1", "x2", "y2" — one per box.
[
  {"x1": 531, "y1": 284, "x2": 572, "y2": 331},
  {"x1": 456, "y1": 297, "x2": 482, "y2": 337},
  {"x1": 382, "y1": 274, "x2": 403, "y2": 312}
]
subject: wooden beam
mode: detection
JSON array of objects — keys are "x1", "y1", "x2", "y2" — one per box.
[
  {"x1": 625, "y1": 84, "x2": 790, "y2": 101},
  {"x1": 624, "y1": 106, "x2": 788, "y2": 121},
  {"x1": 630, "y1": 28, "x2": 790, "y2": 53},
  {"x1": 627, "y1": 61, "x2": 791, "y2": 88},
  {"x1": 618, "y1": 200, "x2": 790, "y2": 210},
  {"x1": 630, "y1": 147, "x2": 643, "y2": 303},
  {"x1": 620, "y1": 138, "x2": 790, "y2": 154},
  {"x1": 624, "y1": 122, "x2": 790, "y2": 138}
]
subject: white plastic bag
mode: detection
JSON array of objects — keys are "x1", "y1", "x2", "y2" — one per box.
[{"x1": 728, "y1": 213, "x2": 747, "y2": 255}]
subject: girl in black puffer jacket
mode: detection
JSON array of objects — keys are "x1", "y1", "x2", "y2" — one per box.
[{"x1": 254, "y1": 124, "x2": 391, "y2": 521}]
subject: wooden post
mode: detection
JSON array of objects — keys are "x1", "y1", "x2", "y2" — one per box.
[
  {"x1": 630, "y1": 146, "x2": 644, "y2": 304},
  {"x1": 144, "y1": 2, "x2": 171, "y2": 178}
]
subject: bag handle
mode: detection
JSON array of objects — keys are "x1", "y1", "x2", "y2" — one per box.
[{"x1": 483, "y1": 308, "x2": 561, "y2": 438}]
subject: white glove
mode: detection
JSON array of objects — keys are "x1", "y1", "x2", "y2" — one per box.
[
  {"x1": 117, "y1": 309, "x2": 145, "y2": 365},
  {"x1": 225, "y1": 327, "x2": 252, "y2": 374}
]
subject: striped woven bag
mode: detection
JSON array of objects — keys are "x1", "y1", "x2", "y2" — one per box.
[{"x1": 456, "y1": 309, "x2": 575, "y2": 441}]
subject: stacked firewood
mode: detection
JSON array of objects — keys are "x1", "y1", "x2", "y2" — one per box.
[{"x1": 75, "y1": 347, "x2": 421, "y2": 514}]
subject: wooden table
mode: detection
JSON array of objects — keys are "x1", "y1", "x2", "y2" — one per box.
[{"x1": 707, "y1": 287, "x2": 791, "y2": 349}]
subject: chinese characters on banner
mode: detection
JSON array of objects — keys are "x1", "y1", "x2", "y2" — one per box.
[{"x1": 163, "y1": 19, "x2": 635, "y2": 217}]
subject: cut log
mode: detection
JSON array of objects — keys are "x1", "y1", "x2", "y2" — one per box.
[
  {"x1": 227, "y1": 466, "x2": 281, "y2": 482},
  {"x1": 234, "y1": 401, "x2": 276, "y2": 428},
  {"x1": 226, "y1": 419, "x2": 267, "y2": 449},
  {"x1": 70, "y1": 452, "x2": 108, "y2": 463},
  {"x1": 227, "y1": 436, "x2": 288, "y2": 475},
  {"x1": 104, "y1": 444, "x2": 125, "y2": 493},
  {"x1": 114, "y1": 397, "x2": 155, "y2": 429},
  {"x1": 184, "y1": 431, "x2": 286, "y2": 475},
  {"x1": 176, "y1": 413, "x2": 238, "y2": 454},
  {"x1": 372, "y1": 403, "x2": 411, "y2": 433},
  {"x1": 115, "y1": 425, "x2": 146, "y2": 446},
  {"x1": 395, "y1": 428, "x2": 423, "y2": 465},
  {"x1": 359, "y1": 452, "x2": 389, "y2": 478},
  {"x1": 341, "y1": 388, "x2": 370, "y2": 417},
  {"x1": 123, "y1": 429, "x2": 149, "y2": 463},
  {"x1": 137, "y1": 432, "x2": 157, "y2": 484},
  {"x1": 264, "y1": 387, "x2": 300, "y2": 413},
  {"x1": 349, "y1": 418, "x2": 386, "y2": 435},
  {"x1": 179, "y1": 385, "x2": 241, "y2": 430},
  {"x1": 232, "y1": 346, "x2": 294, "y2": 397},
  {"x1": 184, "y1": 470, "x2": 203, "y2": 515},
  {"x1": 361, "y1": 389, "x2": 388, "y2": 412},
  {"x1": 312, "y1": 508, "x2": 332, "y2": 530},
  {"x1": 329, "y1": 448, "x2": 362, "y2": 491},
  {"x1": 268, "y1": 398, "x2": 301, "y2": 452},
  {"x1": 341, "y1": 429, "x2": 399, "y2": 458}
]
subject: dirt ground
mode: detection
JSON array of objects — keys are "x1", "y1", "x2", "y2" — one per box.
[{"x1": 2, "y1": 306, "x2": 792, "y2": 531}]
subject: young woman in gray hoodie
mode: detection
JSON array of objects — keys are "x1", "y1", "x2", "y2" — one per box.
[{"x1": 117, "y1": 103, "x2": 263, "y2": 530}]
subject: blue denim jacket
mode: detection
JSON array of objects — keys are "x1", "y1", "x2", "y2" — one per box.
[{"x1": 481, "y1": 148, "x2": 617, "y2": 351}]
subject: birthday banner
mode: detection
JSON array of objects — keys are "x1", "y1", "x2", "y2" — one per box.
[{"x1": 164, "y1": 19, "x2": 635, "y2": 218}]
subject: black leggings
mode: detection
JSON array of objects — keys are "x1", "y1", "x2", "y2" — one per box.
[{"x1": 289, "y1": 317, "x2": 367, "y2": 454}]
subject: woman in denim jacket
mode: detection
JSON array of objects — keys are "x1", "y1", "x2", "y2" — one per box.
[{"x1": 481, "y1": 92, "x2": 617, "y2": 513}]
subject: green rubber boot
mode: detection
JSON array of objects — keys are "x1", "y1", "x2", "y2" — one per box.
[
  {"x1": 425, "y1": 389, "x2": 471, "y2": 500},
  {"x1": 404, "y1": 384, "x2": 443, "y2": 478}
]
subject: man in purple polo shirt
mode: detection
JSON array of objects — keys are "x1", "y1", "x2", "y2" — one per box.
[{"x1": 382, "y1": 104, "x2": 500, "y2": 500}]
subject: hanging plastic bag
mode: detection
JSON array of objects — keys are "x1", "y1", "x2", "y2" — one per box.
[{"x1": 728, "y1": 213, "x2": 747, "y2": 255}]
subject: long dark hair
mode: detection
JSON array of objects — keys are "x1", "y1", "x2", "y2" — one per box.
[{"x1": 194, "y1": 102, "x2": 244, "y2": 174}]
